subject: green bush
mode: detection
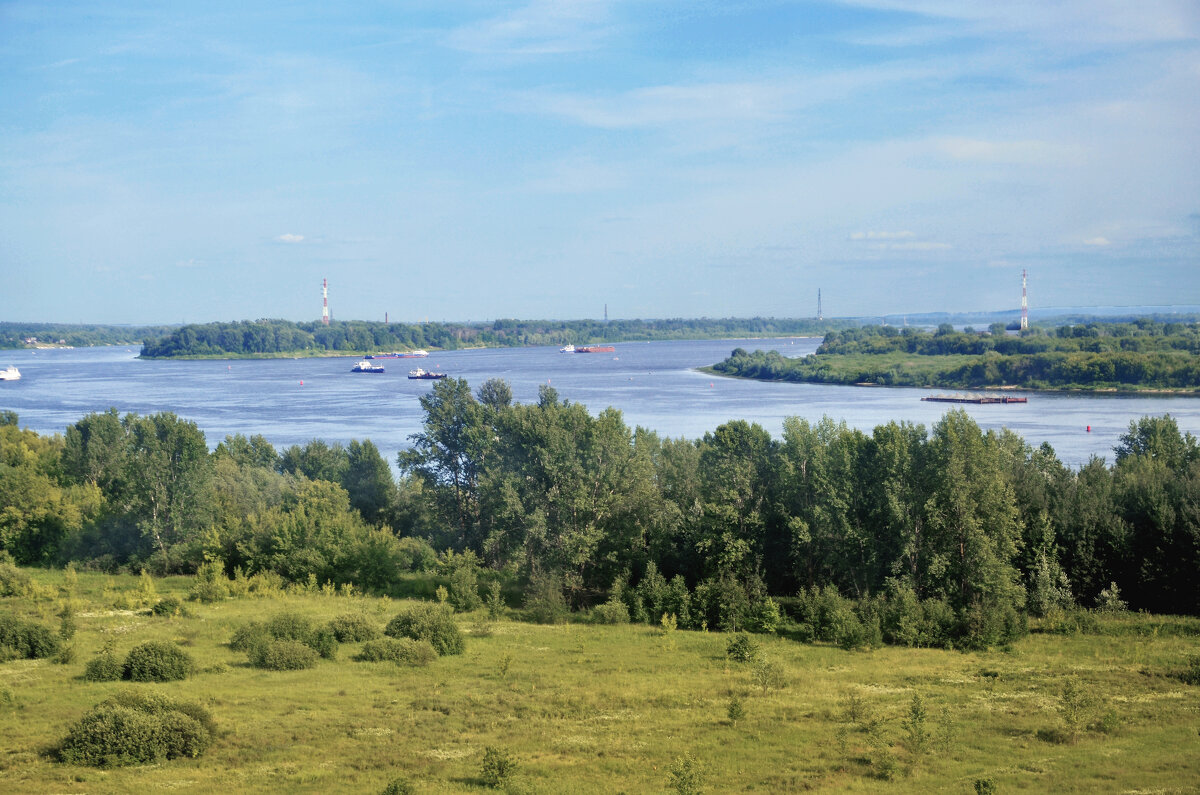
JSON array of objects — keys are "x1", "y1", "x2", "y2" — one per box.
[
  {"x1": 232, "y1": 613, "x2": 337, "y2": 664},
  {"x1": 593, "y1": 596, "x2": 631, "y2": 624},
  {"x1": 57, "y1": 690, "x2": 215, "y2": 767},
  {"x1": 229, "y1": 621, "x2": 270, "y2": 653},
  {"x1": 83, "y1": 652, "x2": 124, "y2": 682},
  {"x1": 328, "y1": 613, "x2": 380, "y2": 643},
  {"x1": 249, "y1": 639, "x2": 319, "y2": 670},
  {"x1": 122, "y1": 640, "x2": 195, "y2": 682},
  {"x1": 0, "y1": 553, "x2": 33, "y2": 597},
  {"x1": 381, "y1": 778, "x2": 415, "y2": 795},
  {"x1": 1176, "y1": 655, "x2": 1200, "y2": 686},
  {"x1": 151, "y1": 596, "x2": 185, "y2": 617},
  {"x1": 0, "y1": 614, "x2": 61, "y2": 659},
  {"x1": 480, "y1": 746, "x2": 517, "y2": 789},
  {"x1": 356, "y1": 637, "x2": 437, "y2": 666},
  {"x1": 385, "y1": 603, "x2": 464, "y2": 656},
  {"x1": 726, "y1": 633, "x2": 759, "y2": 663},
  {"x1": 523, "y1": 571, "x2": 568, "y2": 625}
]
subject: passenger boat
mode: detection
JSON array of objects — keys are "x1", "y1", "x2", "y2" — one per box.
[
  {"x1": 0, "y1": 365, "x2": 20, "y2": 381},
  {"x1": 408, "y1": 367, "x2": 447, "y2": 380},
  {"x1": 351, "y1": 360, "x2": 386, "y2": 373}
]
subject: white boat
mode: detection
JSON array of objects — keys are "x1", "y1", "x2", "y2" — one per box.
[
  {"x1": 0, "y1": 366, "x2": 20, "y2": 381},
  {"x1": 351, "y1": 360, "x2": 385, "y2": 373},
  {"x1": 559, "y1": 344, "x2": 575, "y2": 353}
]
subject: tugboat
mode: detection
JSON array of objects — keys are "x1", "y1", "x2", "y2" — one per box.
[
  {"x1": 0, "y1": 365, "x2": 20, "y2": 381},
  {"x1": 559, "y1": 344, "x2": 575, "y2": 353},
  {"x1": 408, "y1": 367, "x2": 447, "y2": 380},
  {"x1": 351, "y1": 360, "x2": 386, "y2": 373}
]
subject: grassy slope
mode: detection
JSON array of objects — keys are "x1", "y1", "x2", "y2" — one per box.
[{"x1": 2, "y1": 570, "x2": 1199, "y2": 793}]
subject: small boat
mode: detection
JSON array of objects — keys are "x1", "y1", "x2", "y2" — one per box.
[
  {"x1": 575, "y1": 345, "x2": 615, "y2": 353},
  {"x1": 408, "y1": 367, "x2": 447, "y2": 380},
  {"x1": 351, "y1": 360, "x2": 386, "y2": 373},
  {"x1": 559, "y1": 344, "x2": 575, "y2": 353},
  {"x1": 0, "y1": 365, "x2": 20, "y2": 381}
]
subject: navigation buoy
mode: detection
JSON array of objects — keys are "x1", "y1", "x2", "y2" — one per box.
[
  {"x1": 710, "y1": 382, "x2": 714, "y2": 388},
  {"x1": 300, "y1": 380, "x2": 304, "y2": 386},
  {"x1": 1086, "y1": 425, "x2": 1091, "y2": 432}
]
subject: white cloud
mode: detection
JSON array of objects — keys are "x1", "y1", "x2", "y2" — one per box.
[
  {"x1": 935, "y1": 137, "x2": 1070, "y2": 165},
  {"x1": 850, "y1": 230, "x2": 915, "y2": 240},
  {"x1": 1083, "y1": 236, "x2": 1111, "y2": 246},
  {"x1": 448, "y1": 0, "x2": 617, "y2": 55},
  {"x1": 276, "y1": 233, "x2": 304, "y2": 243}
]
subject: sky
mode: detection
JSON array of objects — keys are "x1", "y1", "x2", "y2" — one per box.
[{"x1": 2, "y1": 1, "x2": 1198, "y2": 325}]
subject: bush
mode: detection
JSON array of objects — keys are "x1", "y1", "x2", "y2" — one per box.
[
  {"x1": 328, "y1": 613, "x2": 380, "y2": 643},
  {"x1": 0, "y1": 614, "x2": 61, "y2": 659},
  {"x1": 480, "y1": 746, "x2": 517, "y2": 789},
  {"x1": 229, "y1": 621, "x2": 270, "y2": 654},
  {"x1": 381, "y1": 778, "x2": 415, "y2": 795},
  {"x1": 122, "y1": 640, "x2": 196, "y2": 682},
  {"x1": 356, "y1": 637, "x2": 437, "y2": 667},
  {"x1": 385, "y1": 603, "x2": 464, "y2": 656},
  {"x1": 1177, "y1": 655, "x2": 1200, "y2": 686},
  {"x1": 0, "y1": 553, "x2": 33, "y2": 597},
  {"x1": 448, "y1": 565, "x2": 483, "y2": 612},
  {"x1": 84, "y1": 652, "x2": 124, "y2": 682},
  {"x1": 726, "y1": 633, "x2": 759, "y2": 663},
  {"x1": 188, "y1": 559, "x2": 229, "y2": 603},
  {"x1": 57, "y1": 690, "x2": 215, "y2": 767},
  {"x1": 668, "y1": 752, "x2": 704, "y2": 795},
  {"x1": 152, "y1": 597, "x2": 185, "y2": 617},
  {"x1": 593, "y1": 596, "x2": 631, "y2": 625},
  {"x1": 524, "y1": 571, "x2": 569, "y2": 625},
  {"x1": 751, "y1": 658, "x2": 787, "y2": 692},
  {"x1": 249, "y1": 639, "x2": 319, "y2": 670}
]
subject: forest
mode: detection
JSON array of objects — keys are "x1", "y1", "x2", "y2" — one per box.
[
  {"x1": 0, "y1": 322, "x2": 174, "y2": 350},
  {"x1": 137, "y1": 317, "x2": 854, "y2": 358},
  {"x1": 713, "y1": 320, "x2": 1200, "y2": 391},
  {"x1": 2, "y1": 375, "x2": 1197, "y2": 651}
]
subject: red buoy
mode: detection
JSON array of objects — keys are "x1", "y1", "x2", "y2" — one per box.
[{"x1": 1086, "y1": 425, "x2": 1091, "y2": 432}]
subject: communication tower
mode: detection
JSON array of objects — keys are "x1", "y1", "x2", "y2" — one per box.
[
  {"x1": 322, "y1": 279, "x2": 330, "y2": 325},
  {"x1": 1020, "y1": 270, "x2": 1028, "y2": 331},
  {"x1": 817, "y1": 289, "x2": 823, "y2": 321}
]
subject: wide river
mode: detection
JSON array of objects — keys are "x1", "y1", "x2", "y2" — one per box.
[{"x1": 3, "y1": 339, "x2": 1199, "y2": 468}]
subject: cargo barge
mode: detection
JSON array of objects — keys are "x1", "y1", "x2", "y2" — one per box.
[
  {"x1": 921, "y1": 394, "x2": 1028, "y2": 404},
  {"x1": 575, "y1": 345, "x2": 615, "y2": 353}
]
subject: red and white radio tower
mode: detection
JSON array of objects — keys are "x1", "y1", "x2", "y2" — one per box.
[
  {"x1": 1020, "y1": 270, "x2": 1028, "y2": 331},
  {"x1": 322, "y1": 278, "x2": 330, "y2": 325}
]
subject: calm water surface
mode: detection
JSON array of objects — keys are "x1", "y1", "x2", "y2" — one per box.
[{"x1": 3, "y1": 339, "x2": 1198, "y2": 468}]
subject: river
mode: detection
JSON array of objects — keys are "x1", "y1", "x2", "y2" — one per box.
[{"x1": 3, "y1": 339, "x2": 1198, "y2": 468}]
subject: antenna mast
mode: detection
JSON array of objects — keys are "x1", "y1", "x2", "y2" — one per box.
[
  {"x1": 817, "y1": 289, "x2": 823, "y2": 321},
  {"x1": 1020, "y1": 270, "x2": 1028, "y2": 330},
  {"x1": 322, "y1": 278, "x2": 330, "y2": 325}
]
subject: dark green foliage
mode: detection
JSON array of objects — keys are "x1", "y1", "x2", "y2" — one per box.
[
  {"x1": 479, "y1": 746, "x2": 517, "y2": 789},
  {"x1": 83, "y1": 652, "x2": 123, "y2": 682},
  {"x1": 229, "y1": 621, "x2": 270, "y2": 653},
  {"x1": 725, "y1": 634, "x2": 759, "y2": 663},
  {"x1": 974, "y1": 778, "x2": 997, "y2": 795},
  {"x1": 668, "y1": 752, "x2": 705, "y2": 795},
  {"x1": 523, "y1": 572, "x2": 568, "y2": 625},
  {"x1": 328, "y1": 613, "x2": 380, "y2": 643},
  {"x1": 122, "y1": 640, "x2": 195, "y2": 682},
  {"x1": 380, "y1": 778, "x2": 416, "y2": 795},
  {"x1": 57, "y1": 690, "x2": 215, "y2": 766},
  {"x1": 727, "y1": 694, "x2": 745, "y2": 723},
  {"x1": 384, "y1": 603, "x2": 464, "y2": 656},
  {"x1": 0, "y1": 554, "x2": 33, "y2": 596},
  {"x1": 249, "y1": 639, "x2": 318, "y2": 670},
  {"x1": 0, "y1": 614, "x2": 61, "y2": 659},
  {"x1": 355, "y1": 637, "x2": 437, "y2": 666},
  {"x1": 152, "y1": 596, "x2": 184, "y2": 617},
  {"x1": 1175, "y1": 655, "x2": 1200, "y2": 686}
]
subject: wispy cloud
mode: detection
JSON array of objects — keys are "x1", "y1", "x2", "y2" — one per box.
[
  {"x1": 447, "y1": 0, "x2": 618, "y2": 55},
  {"x1": 276, "y1": 233, "x2": 304, "y2": 243},
  {"x1": 1083, "y1": 236, "x2": 1111, "y2": 246},
  {"x1": 850, "y1": 230, "x2": 950, "y2": 251},
  {"x1": 934, "y1": 137, "x2": 1072, "y2": 165},
  {"x1": 850, "y1": 230, "x2": 915, "y2": 241}
]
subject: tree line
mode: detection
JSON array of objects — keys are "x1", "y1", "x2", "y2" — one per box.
[
  {"x1": 139, "y1": 317, "x2": 855, "y2": 358},
  {"x1": 1, "y1": 322, "x2": 175, "y2": 350},
  {"x1": 1, "y1": 387, "x2": 1197, "y2": 647}
]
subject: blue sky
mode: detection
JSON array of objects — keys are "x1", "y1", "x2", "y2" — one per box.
[{"x1": 2, "y1": 1, "x2": 1197, "y2": 324}]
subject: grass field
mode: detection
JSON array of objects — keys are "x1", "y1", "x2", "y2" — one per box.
[{"x1": 2, "y1": 569, "x2": 1199, "y2": 793}]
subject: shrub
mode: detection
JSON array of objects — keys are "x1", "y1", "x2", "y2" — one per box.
[
  {"x1": 152, "y1": 597, "x2": 185, "y2": 617},
  {"x1": 480, "y1": 746, "x2": 517, "y2": 789},
  {"x1": 57, "y1": 690, "x2": 215, "y2": 767},
  {"x1": 84, "y1": 652, "x2": 124, "y2": 682},
  {"x1": 751, "y1": 658, "x2": 786, "y2": 692},
  {"x1": 0, "y1": 553, "x2": 33, "y2": 597},
  {"x1": 668, "y1": 752, "x2": 704, "y2": 795},
  {"x1": 744, "y1": 596, "x2": 782, "y2": 634},
  {"x1": 593, "y1": 596, "x2": 631, "y2": 625},
  {"x1": 249, "y1": 639, "x2": 319, "y2": 670},
  {"x1": 123, "y1": 640, "x2": 195, "y2": 682},
  {"x1": 448, "y1": 565, "x2": 482, "y2": 612},
  {"x1": 328, "y1": 613, "x2": 380, "y2": 643},
  {"x1": 188, "y1": 559, "x2": 229, "y2": 603},
  {"x1": 229, "y1": 621, "x2": 270, "y2": 654},
  {"x1": 726, "y1": 633, "x2": 759, "y2": 663},
  {"x1": 356, "y1": 637, "x2": 437, "y2": 667},
  {"x1": 385, "y1": 603, "x2": 464, "y2": 656},
  {"x1": 381, "y1": 778, "x2": 415, "y2": 795},
  {"x1": 0, "y1": 614, "x2": 61, "y2": 659},
  {"x1": 524, "y1": 571, "x2": 568, "y2": 625},
  {"x1": 1175, "y1": 655, "x2": 1200, "y2": 686},
  {"x1": 727, "y1": 695, "x2": 746, "y2": 723}
]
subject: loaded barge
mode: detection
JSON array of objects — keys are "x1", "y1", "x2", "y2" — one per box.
[{"x1": 921, "y1": 394, "x2": 1028, "y2": 404}]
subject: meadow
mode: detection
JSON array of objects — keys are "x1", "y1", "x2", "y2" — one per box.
[{"x1": 2, "y1": 568, "x2": 1199, "y2": 793}]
